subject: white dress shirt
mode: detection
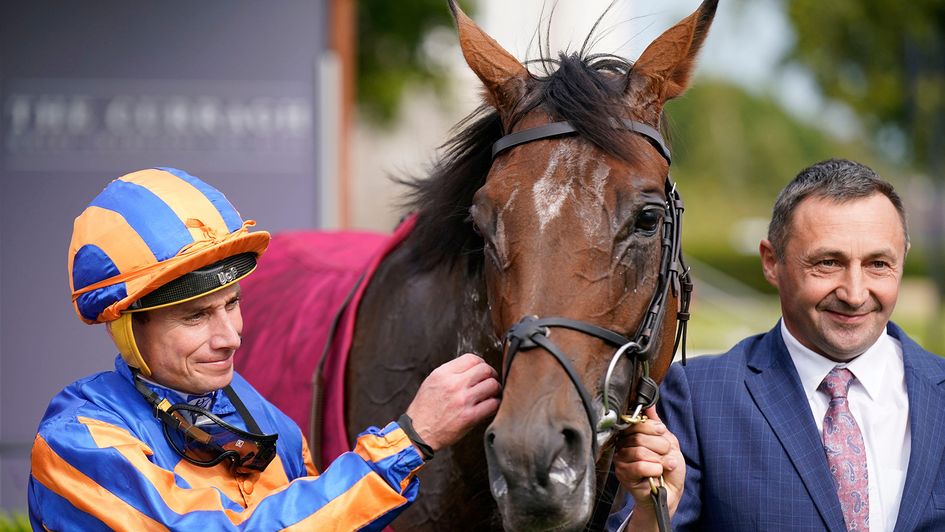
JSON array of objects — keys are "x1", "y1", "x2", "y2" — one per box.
[{"x1": 782, "y1": 320, "x2": 910, "y2": 532}]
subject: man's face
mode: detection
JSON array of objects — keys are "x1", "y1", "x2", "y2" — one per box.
[
  {"x1": 760, "y1": 193, "x2": 906, "y2": 362},
  {"x1": 134, "y1": 284, "x2": 243, "y2": 394}
]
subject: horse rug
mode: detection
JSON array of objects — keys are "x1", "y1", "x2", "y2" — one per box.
[{"x1": 237, "y1": 216, "x2": 417, "y2": 468}]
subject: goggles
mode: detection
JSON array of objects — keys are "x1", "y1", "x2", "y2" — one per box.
[{"x1": 134, "y1": 374, "x2": 277, "y2": 474}]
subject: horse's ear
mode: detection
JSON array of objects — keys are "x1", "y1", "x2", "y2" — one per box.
[
  {"x1": 449, "y1": 0, "x2": 528, "y2": 118},
  {"x1": 627, "y1": 0, "x2": 718, "y2": 111}
]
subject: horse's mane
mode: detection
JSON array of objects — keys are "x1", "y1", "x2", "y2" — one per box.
[{"x1": 400, "y1": 50, "x2": 649, "y2": 273}]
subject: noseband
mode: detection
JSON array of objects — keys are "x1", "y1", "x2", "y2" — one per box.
[{"x1": 492, "y1": 118, "x2": 693, "y2": 531}]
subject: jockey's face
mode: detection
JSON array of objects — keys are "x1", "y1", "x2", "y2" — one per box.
[
  {"x1": 761, "y1": 193, "x2": 906, "y2": 362},
  {"x1": 134, "y1": 284, "x2": 243, "y2": 394}
]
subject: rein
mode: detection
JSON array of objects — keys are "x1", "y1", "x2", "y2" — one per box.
[{"x1": 492, "y1": 119, "x2": 693, "y2": 532}]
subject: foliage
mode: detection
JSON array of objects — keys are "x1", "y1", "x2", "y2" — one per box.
[
  {"x1": 783, "y1": 0, "x2": 945, "y2": 168},
  {"x1": 0, "y1": 511, "x2": 29, "y2": 532},
  {"x1": 357, "y1": 0, "x2": 478, "y2": 123}
]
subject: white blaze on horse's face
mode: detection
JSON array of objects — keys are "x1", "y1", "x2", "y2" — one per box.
[
  {"x1": 531, "y1": 143, "x2": 572, "y2": 233},
  {"x1": 530, "y1": 143, "x2": 613, "y2": 244}
]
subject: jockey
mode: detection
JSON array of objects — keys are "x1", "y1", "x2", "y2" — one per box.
[{"x1": 28, "y1": 167, "x2": 501, "y2": 531}]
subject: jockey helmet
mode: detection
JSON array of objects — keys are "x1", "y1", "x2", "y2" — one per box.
[{"x1": 68, "y1": 167, "x2": 269, "y2": 375}]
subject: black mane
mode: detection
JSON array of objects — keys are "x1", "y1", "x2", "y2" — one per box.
[{"x1": 400, "y1": 51, "x2": 646, "y2": 272}]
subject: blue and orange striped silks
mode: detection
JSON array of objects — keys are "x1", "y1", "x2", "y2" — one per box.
[
  {"x1": 68, "y1": 168, "x2": 270, "y2": 324},
  {"x1": 28, "y1": 357, "x2": 425, "y2": 531}
]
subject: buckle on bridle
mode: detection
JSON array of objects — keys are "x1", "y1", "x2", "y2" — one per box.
[{"x1": 505, "y1": 315, "x2": 550, "y2": 350}]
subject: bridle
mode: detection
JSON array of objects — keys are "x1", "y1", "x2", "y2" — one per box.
[
  {"x1": 493, "y1": 117, "x2": 692, "y2": 444},
  {"x1": 491, "y1": 118, "x2": 693, "y2": 532}
]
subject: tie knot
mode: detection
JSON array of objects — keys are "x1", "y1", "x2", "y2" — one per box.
[{"x1": 819, "y1": 367, "x2": 855, "y2": 399}]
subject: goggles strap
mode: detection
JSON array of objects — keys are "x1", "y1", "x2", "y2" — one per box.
[
  {"x1": 222, "y1": 385, "x2": 264, "y2": 435},
  {"x1": 133, "y1": 372, "x2": 216, "y2": 443},
  {"x1": 132, "y1": 371, "x2": 271, "y2": 455}
]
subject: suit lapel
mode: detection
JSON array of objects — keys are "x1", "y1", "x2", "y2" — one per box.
[
  {"x1": 893, "y1": 325, "x2": 945, "y2": 532},
  {"x1": 744, "y1": 327, "x2": 848, "y2": 532}
]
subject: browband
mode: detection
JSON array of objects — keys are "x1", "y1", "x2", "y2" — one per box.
[{"x1": 491, "y1": 118, "x2": 671, "y2": 164}]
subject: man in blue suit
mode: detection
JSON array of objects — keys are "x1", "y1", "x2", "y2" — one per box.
[{"x1": 612, "y1": 158, "x2": 945, "y2": 531}]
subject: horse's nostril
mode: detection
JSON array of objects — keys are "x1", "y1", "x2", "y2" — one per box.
[
  {"x1": 484, "y1": 430, "x2": 499, "y2": 467},
  {"x1": 561, "y1": 426, "x2": 584, "y2": 460},
  {"x1": 538, "y1": 425, "x2": 585, "y2": 489},
  {"x1": 486, "y1": 423, "x2": 588, "y2": 492},
  {"x1": 562, "y1": 426, "x2": 581, "y2": 448}
]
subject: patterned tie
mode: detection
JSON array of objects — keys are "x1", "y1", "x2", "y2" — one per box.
[{"x1": 820, "y1": 367, "x2": 869, "y2": 531}]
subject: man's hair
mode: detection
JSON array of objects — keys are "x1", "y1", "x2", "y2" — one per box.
[{"x1": 767, "y1": 158, "x2": 909, "y2": 260}]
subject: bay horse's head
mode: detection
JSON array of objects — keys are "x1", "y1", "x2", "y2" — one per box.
[{"x1": 445, "y1": 1, "x2": 717, "y2": 529}]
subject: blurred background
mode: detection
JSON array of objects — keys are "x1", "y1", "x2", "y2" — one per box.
[{"x1": 1, "y1": 0, "x2": 942, "y2": 523}]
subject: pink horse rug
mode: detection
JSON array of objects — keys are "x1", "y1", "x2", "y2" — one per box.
[{"x1": 237, "y1": 216, "x2": 416, "y2": 468}]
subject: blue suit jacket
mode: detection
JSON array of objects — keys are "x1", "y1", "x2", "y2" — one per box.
[{"x1": 610, "y1": 322, "x2": 945, "y2": 531}]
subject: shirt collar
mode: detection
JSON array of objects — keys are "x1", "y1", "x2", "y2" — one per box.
[
  {"x1": 114, "y1": 354, "x2": 235, "y2": 415},
  {"x1": 136, "y1": 374, "x2": 218, "y2": 408},
  {"x1": 780, "y1": 319, "x2": 898, "y2": 402}
]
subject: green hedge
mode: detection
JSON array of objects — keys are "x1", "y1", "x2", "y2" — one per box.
[{"x1": 0, "y1": 511, "x2": 29, "y2": 532}]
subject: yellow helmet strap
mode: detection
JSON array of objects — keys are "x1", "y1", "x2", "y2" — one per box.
[{"x1": 108, "y1": 313, "x2": 152, "y2": 376}]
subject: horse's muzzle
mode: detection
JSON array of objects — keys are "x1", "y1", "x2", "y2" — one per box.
[{"x1": 484, "y1": 420, "x2": 594, "y2": 531}]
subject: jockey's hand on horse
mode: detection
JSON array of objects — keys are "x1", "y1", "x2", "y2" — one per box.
[
  {"x1": 405, "y1": 353, "x2": 501, "y2": 453},
  {"x1": 613, "y1": 407, "x2": 685, "y2": 529}
]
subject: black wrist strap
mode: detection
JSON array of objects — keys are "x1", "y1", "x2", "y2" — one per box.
[{"x1": 397, "y1": 413, "x2": 435, "y2": 460}]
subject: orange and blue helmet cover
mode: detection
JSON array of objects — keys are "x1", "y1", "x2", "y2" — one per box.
[{"x1": 69, "y1": 167, "x2": 269, "y2": 324}]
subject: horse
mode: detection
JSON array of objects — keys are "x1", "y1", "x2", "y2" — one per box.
[{"x1": 237, "y1": 1, "x2": 717, "y2": 530}]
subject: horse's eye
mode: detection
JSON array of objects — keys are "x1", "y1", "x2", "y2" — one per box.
[
  {"x1": 634, "y1": 209, "x2": 662, "y2": 234},
  {"x1": 466, "y1": 209, "x2": 483, "y2": 236}
]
